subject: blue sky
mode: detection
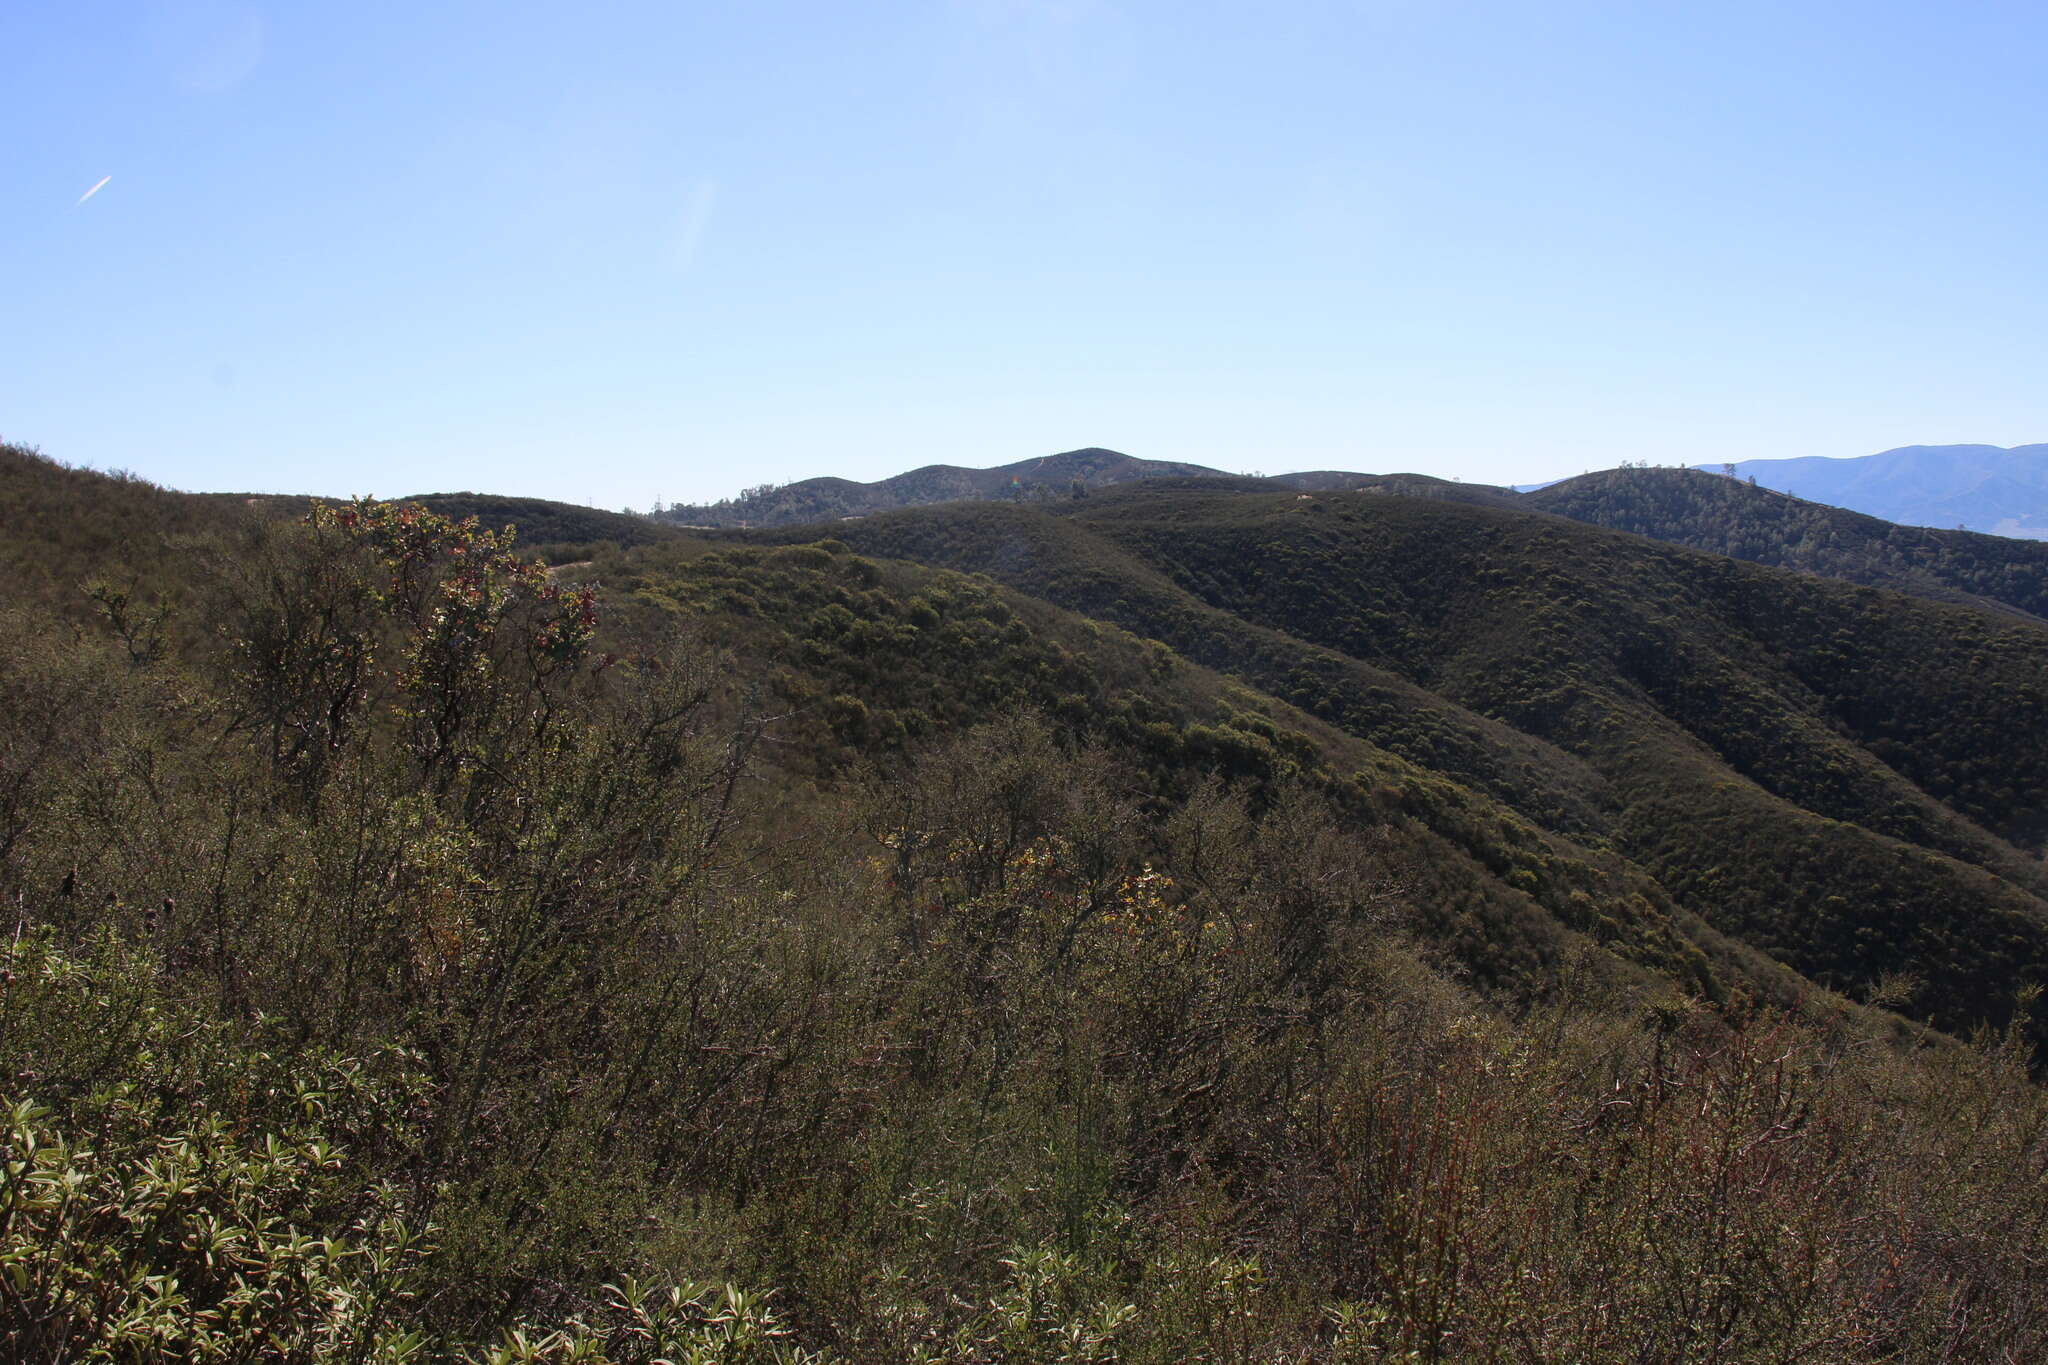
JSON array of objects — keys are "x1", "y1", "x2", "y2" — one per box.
[{"x1": 7, "y1": 1, "x2": 2047, "y2": 508}]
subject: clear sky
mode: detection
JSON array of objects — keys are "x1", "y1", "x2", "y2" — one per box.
[{"x1": 7, "y1": 1, "x2": 2047, "y2": 509}]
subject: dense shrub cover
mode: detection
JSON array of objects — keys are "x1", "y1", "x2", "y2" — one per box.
[
  {"x1": 775, "y1": 487, "x2": 2048, "y2": 1041},
  {"x1": 4, "y1": 451, "x2": 2048, "y2": 1358},
  {"x1": 1527, "y1": 465, "x2": 2048, "y2": 622}
]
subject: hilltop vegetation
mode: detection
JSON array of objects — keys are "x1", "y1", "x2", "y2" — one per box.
[
  {"x1": 5, "y1": 441, "x2": 2048, "y2": 1360},
  {"x1": 0, "y1": 440, "x2": 264, "y2": 622},
  {"x1": 408, "y1": 492, "x2": 684, "y2": 562},
  {"x1": 750, "y1": 484, "x2": 2048, "y2": 1040},
  {"x1": 1527, "y1": 466, "x2": 2048, "y2": 621},
  {"x1": 658, "y1": 447, "x2": 1226, "y2": 527},
  {"x1": 655, "y1": 447, "x2": 1517, "y2": 528}
]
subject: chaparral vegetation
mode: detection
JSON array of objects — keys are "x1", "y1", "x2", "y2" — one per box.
[{"x1": 5, "y1": 440, "x2": 2047, "y2": 1362}]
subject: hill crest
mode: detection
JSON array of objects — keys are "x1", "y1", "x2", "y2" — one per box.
[
  {"x1": 660, "y1": 447, "x2": 1518, "y2": 527},
  {"x1": 660, "y1": 447, "x2": 1224, "y2": 527},
  {"x1": 1526, "y1": 465, "x2": 2048, "y2": 621}
]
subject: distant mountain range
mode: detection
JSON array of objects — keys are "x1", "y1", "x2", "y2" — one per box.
[
  {"x1": 665, "y1": 443, "x2": 2048, "y2": 540},
  {"x1": 1705, "y1": 444, "x2": 2048, "y2": 539},
  {"x1": 656, "y1": 447, "x2": 1517, "y2": 528},
  {"x1": 659, "y1": 448, "x2": 1231, "y2": 527}
]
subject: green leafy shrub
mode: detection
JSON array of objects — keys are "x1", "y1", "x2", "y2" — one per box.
[{"x1": 0, "y1": 929, "x2": 434, "y2": 1362}]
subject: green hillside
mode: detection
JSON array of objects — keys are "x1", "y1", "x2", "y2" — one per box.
[
  {"x1": 6, "y1": 445, "x2": 2048, "y2": 1360},
  {"x1": 657, "y1": 448, "x2": 1521, "y2": 529},
  {"x1": 660, "y1": 447, "x2": 1228, "y2": 527},
  {"x1": 744, "y1": 483, "x2": 2048, "y2": 1038},
  {"x1": 1526, "y1": 465, "x2": 2048, "y2": 621},
  {"x1": 0, "y1": 440, "x2": 267, "y2": 620},
  {"x1": 408, "y1": 492, "x2": 685, "y2": 561}
]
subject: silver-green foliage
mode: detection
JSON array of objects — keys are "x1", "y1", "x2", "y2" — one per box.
[{"x1": 0, "y1": 930, "x2": 434, "y2": 1362}]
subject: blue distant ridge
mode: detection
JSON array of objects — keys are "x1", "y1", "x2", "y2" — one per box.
[{"x1": 1625, "y1": 446, "x2": 2048, "y2": 540}]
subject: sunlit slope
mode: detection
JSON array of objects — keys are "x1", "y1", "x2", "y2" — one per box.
[
  {"x1": 11, "y1": 433, "x2": 2039, "y2": 1038},
  {"x1": 9, "y1": 448, "x2": 2047, "y2": 1354},
  {"x1": 0, "y1": 439, "x2": 1756, "y2": 1019},
  {"x1": 0, "y1": 441, "x2": 681, "y2": 614},
  {"x1": 0, "y1": 441, "x2": 266, "y2": 619},
  {"x1": 763, "y1": 484, "x2": 2048, "y2": 1032},
  {"x1": 596, "y1": 534, "x2": 1777, "y2": 1005}
]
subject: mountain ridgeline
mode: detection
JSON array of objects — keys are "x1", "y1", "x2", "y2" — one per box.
[
  {"x1": 1525, "y1": 466, "x2": 2048, "y2": 622},
  {"x1": 657, "y1": 446, "x2": 1510, "y2": 527},
  {"x1": 659, "y1": 447, "x2": 1225, "y2": 526},
  {"x1": 738, "y1": 483, "x2": 2048, "y2": 1037},
  {"x1": 1710, "y1": 442, "x2": 2048, "y2": 539},
  {"x1": 8, "y1": 438, "x2": 2048, "y2": 1360}
]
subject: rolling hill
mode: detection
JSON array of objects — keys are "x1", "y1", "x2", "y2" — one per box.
[
  {"x1": 657, "y1": 446, "x2": 1517, "y2": 527},
  {"x1": 1526, "y1": 465, "x2": 2048, "y2": 622},
  {"x1": 10, "y1": 438, "x2": 2048, "y2": 1359},
  {"x1": 658, "y1": 446, "x2": 1228, "y2": 526},
  {"x1": 736, "y1": 481, "x2": 2048, "y2": 1037},
  {"x1": 406, "y1": 491, "x2": 684, "y2": 560}
]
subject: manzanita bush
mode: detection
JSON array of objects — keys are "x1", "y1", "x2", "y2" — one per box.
[{"x1": 229, "y1": 499, "x2": 602, "y2": 804}]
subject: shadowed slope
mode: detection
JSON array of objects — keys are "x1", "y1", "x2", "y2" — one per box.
[
  {"x1": 748, "y1": 482, "x2": 2048, "y2": 1035},
  {"x1": 1527, "y1": 466, "x2": 2048, "y2": 621}
]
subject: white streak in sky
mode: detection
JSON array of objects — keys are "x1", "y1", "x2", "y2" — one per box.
[
  {"x1": 148, "y1": 3, "x2": 265, "y2": 93},
  {"x1": 76, "y1": 175, "x2": 112, "y2": 206},
  {"x1": 665, "y1": 180, "x2": 719, "y2": 274}
]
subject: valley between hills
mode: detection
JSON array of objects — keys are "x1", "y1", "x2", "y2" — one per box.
[{"x1": 6, "y1": 438, "x2": 2048, "y2": 1362}]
